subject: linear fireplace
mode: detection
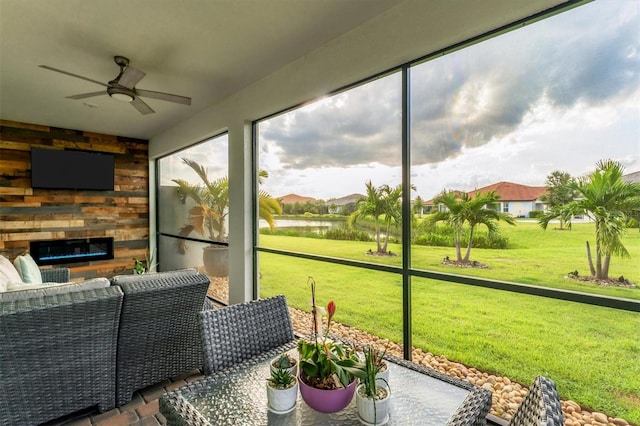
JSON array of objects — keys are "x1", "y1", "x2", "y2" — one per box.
[{"x1": 30, "y1": 237, "x2": 114, "y2": 266}]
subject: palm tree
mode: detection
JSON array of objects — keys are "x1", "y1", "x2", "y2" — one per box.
[
  {"x1": 257, "y1": 169, "x2": 282, "y2": 229},
  {"x1": 380, "y1": 184, "x2": 403, "y2": 254},
  {"x1": 173, "y1": 158, "x2": 229, "y2": 242},
  {"x1": 173, "y1": 159, "x2": 281, "y2": 245},
  {"x1": 413, "y1": 196, "x2": 425, "y2": 217},
  {"x1": 539, "y1": 160, "x2": 640, "y2": 280},
  {"x1": 349, "y1": 181, "x2": 386, "y2": 253},
  {"x1": 428, "y1": 190, "x2": 516, "y2": 263},
  {"x1": 539, "y1": 170, "x2": 577, "y2": 230}
]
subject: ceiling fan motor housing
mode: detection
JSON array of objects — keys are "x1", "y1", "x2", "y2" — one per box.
[{"x1": 107, "y1": 85, "x2": 135, "y2": 102}]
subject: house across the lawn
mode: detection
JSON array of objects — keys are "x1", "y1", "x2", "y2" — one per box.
[
  {"x1": 426, "y1": 181, "x2": 547, "y2": 218},
  {"x1": 468, "y1": 181, "x2": 547, "y2": 218}
]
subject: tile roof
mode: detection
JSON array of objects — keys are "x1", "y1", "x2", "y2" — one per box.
[
  {"x1": 278, "y1": 194, "x2": 316, "y2": 204},
  {"x1": 467, "y1": 181, "x2": 546, "y2": 201}
]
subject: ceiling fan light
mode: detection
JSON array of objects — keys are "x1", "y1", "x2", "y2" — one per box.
[{"x1": 110, "y1": 92, "x2": 134, "y2": 102}]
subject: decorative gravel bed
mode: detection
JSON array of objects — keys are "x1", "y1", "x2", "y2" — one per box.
[
  {"x1": 204, "y1": 278, "x2": 632, "y2": 426},
  {"x1": 288, "y1": 307, "x2": 633, "y2": 426}
]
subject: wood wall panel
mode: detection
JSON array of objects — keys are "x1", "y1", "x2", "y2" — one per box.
[{"x1": 0, "y1": 120, "x2": 150, "y2": 280}]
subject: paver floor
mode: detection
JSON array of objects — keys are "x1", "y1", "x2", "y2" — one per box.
[{"x1": 40, "y1": 370, "x2": 204, "y2": 426}]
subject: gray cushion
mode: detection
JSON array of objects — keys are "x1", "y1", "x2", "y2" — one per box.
[
  {"x1": 0, "y1": 278, "x2": 111, "y2": 302},
  {"x1": 110, "y1": 268, "x2": 197, "y2": 285}
]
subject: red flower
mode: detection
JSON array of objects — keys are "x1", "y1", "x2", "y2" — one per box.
[{"x1": 327, "y1": 300, "x2": 336, "y2": 321}]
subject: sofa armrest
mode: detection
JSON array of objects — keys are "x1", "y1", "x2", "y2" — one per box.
[
  {"x1": 40, "y1": 267, "x2": 70, "y2": 283},
  {"x1": 0, "y1": 286, "x2": 123, "y2": 425}
]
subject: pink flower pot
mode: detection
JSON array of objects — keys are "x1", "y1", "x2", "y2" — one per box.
[{"x1": 298, "y1": 376, "x2": 357, "y2": 413}]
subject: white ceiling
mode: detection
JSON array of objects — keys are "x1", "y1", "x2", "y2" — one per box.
[
  {"x1": 0, "y1": 0, "x2": 402, "y2": 140},
  {"x1": 0, "y1": 0, "x2": 571, "y2": 141}
]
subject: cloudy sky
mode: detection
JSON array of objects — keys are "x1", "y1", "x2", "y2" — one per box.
[{"x1": 258, "y1": 0, "x2": 639, "y2": 201}]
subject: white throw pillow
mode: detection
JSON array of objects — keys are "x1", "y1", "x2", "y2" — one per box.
[
  {"x1": 13, "y1": 254, "x2": 43, "y2": 284},
  {"x1": 0, "y1": 255, "x2": 23, "y2": 290}
]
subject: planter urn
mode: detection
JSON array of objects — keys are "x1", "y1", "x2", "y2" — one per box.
[
  {"x1": 356, "y1": 383, "x2": 390, "y2": 425},
  {"x1": 298, "y1": 376, "x2": 357, "y2": 413},
  {"x1": 266, "y1": 379, "x2": 298, "y2": 413}
]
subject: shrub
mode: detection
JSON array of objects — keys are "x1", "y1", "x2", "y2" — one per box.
[
  {"x1": 528, "y1": 210, "x2": 544, "y2": 218},
  {"x1": 413, "y1": 225, "x2": 509, "y2": 249},
  {"x1": 325, "y1": 228, "x2": 372, "y2": 242}
]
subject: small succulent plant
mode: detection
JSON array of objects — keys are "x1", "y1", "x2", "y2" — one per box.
[
  {"x1": 273, "y1": 353, "x2": 296, "y2": 369},
  {"x1": 268, "y1": 368, "x2": 296, "y2": 390}
]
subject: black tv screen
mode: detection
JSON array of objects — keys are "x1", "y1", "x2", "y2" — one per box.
[{"x1": 31, "y1": 148, "x2": 115, "y2": 190}]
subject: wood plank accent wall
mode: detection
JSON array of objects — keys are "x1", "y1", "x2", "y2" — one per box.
[{"x1": 0, "y1": 120, "x2": 150, "y2": 280}]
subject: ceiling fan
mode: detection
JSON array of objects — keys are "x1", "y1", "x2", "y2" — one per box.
[{"x1": 39, "y1": 55, "x2": 191, "y2": 115}]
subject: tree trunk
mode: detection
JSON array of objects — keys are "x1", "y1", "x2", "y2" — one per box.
[
  {"x1": 374, "y1": 219, "x2": 382, "y2": 253},
  {"x1": 455, "y1": 239, "x2": 463, "y2": 262},
  {"x1": 381, "y1": 220, "x2": 391, "y2": 253},
  {"x1": 585, "y1": 241, "x2": 596, "y2": 276},
  {"x1": 463, "y1": 226, "x2": 475, "y2": 263},
  {"x1": 602, "y1": 255, "x2": 611, "y2": 280},
  {"x1": 595, "y1": 242, "x2": 603, "y2": 280}
]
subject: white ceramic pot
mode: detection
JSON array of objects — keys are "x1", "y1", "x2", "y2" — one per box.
[
  {"x1": 266, "y1": 379, "x2": 299, "y2": 413},
  {"x1": 356, "y1": 383, "x2": 390, "y2": 425},
  {"x1": 376, "y1": 361, "x2": 389, "y2": 387}
]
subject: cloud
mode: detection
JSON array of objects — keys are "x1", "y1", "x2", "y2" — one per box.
[
  {"x1": 258, "y1": 1, "x2": 639, "y2": 199},
  {"x1": 410, "y1": 1, "x2": 640, "y2": 165},
  {"x1": 260, "y1": 74, "x2": 402, "y2": 169},
  {"x1": 159, "y1": 134, "x2": 228, "y2": 185}
]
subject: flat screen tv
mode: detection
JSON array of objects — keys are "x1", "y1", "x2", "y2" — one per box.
[{"x1": 31, "y1": 148, "x2": 115, "y2": 190}]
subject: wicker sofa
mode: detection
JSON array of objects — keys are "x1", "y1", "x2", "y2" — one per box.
[
  {"x1": 0, "y1": 273, "x2": 123, "y2": 426},
  {"x1": 0, "y1": 267, "x2": 211, "y2": 425},
  {"x1": 111, "y1": 269, "x2": 212, "y2": 407}
]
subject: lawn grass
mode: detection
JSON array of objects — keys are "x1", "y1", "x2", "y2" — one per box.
[
  {"x1": 259, "y1": 221, "x2": 640, "y2": 300},
  {"x1": 257, "y1": 222, "x2": 640, "y2": 422}
]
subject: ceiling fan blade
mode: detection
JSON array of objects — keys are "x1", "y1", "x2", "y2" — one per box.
[
  {"x1": 131, "y1": 97, "x2": 155, "y2": 115},
  {"x1": 66, "y1": 91, "x2": 106, "y2": 100},
  {"x1": 39, "y1": 65, "x2": 107, "y2": 87},
  {"x1": 136, "y1": 89, "x2": 191, "y2": 105},
  {"x1": 118, "y1": 66, "x2": 145, "y2": 89}
]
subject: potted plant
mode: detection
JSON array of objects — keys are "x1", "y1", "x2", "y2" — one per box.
[
  {"x1": 297, "y1": 277, "x2": 362, "y2": 413},
  {"x1": 270, "y1": 353, "x2": 297, "y2": 376},
  {"x1": 266, "y1": 367, "x2": 298, "y2": 414},
  {"x1": 354, "y1": 345, "x2": 391, "y2": 425},
  {"x1": 132, "y1": 247, "x2": 157, "y2": 275},
  {"x1": 172, "y1": 159, "x2": 281, "y2": 277}
]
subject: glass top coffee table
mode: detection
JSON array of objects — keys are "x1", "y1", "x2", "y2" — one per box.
[{"x1": 160, "y1": 342, "x2": 491, "y2": 425}]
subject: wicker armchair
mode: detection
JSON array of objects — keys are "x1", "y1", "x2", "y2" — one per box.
[
  {"x1": 40, "y1": 266, "x2": 71, "y2": 283},
  {"x1": 510, "y1": 376, "x2": 564, "y2": 426},
  {"x1": 199, "y1": 294, "x2": 295, "y2": 374},
  {"x1": 111, "y1": 269, "x2": 211, "y2": 406},
  {"x1": 0, "y1": 286, "x2": 123, "y2": 425}
]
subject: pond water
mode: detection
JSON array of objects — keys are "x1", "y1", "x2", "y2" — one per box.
[{"x1": 259, "y1": 218, "x2": 346, "y2": 232}]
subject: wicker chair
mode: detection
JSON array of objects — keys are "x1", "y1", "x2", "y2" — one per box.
[
  {"x1": 199, "y1": 294, "x2": 295, "y2": 374},
  {"x1": 510, "y1": 376, "x2": 564, "y2": 426},
  {"x1": 111, "y1": 269, "x2": 211, "y2": 406},
  {"x1": 40, "y1": 266, "x2": 71, "y2": 283},
  {"x1": 0, "y1": 286, "x2": 123, "y2": 425}
]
